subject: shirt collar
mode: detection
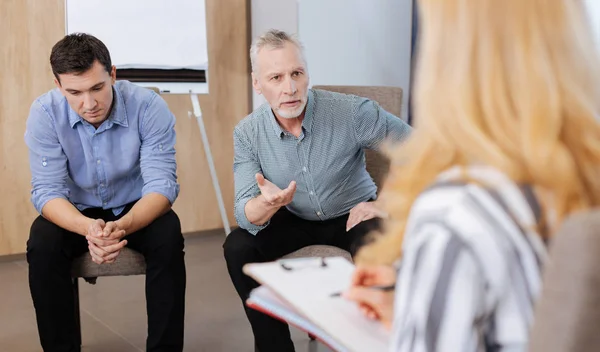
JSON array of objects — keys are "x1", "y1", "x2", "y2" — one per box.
[
  {"x1": 68, "y1": 106, "x2": 81, "y2": 128},
  {"x1": 69, "y1": 85, "x2": 129, "y2": 128},
  {"x1": 302, "y1": 89, "x2": 315, "y2": 134},
  {"x1": 268, "y1": 89, "x2": 315, "y2": 139},
  {"x1": 268, "y1": 106, "x2": 285, "y2": 138}
]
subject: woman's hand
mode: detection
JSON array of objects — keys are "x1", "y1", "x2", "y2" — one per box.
[{"x1": 344, "y1": 264, "x2": 397, "y2": 328}]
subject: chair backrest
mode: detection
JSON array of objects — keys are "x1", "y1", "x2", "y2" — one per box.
[
  {"x1": 528, "y1": 209, "x2": 600, "y2": 352},
  {"x1": 311, "y1": 85, "x2": 404, "y2": 191}
]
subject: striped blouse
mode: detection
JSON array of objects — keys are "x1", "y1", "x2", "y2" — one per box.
[{"x1": 390, "y1": 166, "x2": 548, "y2": 352}]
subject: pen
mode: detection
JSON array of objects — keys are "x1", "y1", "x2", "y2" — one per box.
[{"x1": 329, "y1": 284, "x2": 395, "y2": 298}]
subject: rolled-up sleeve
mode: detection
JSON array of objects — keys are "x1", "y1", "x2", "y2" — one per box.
[
  {"x1": 233, "y1": 126, "x2": 267, "y2": 235},
  {"x1": 139, "y1": 94, "x2": 180, "y2": 204},
  {"x1": 24, "y1": 101, "x2": 70, "y2": 214},
  {"x1": 352, "y1": 97, "x2": 412, "y2": 150}
]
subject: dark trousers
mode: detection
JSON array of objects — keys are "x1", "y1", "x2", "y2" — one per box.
[
  {"x1": 27, "y1": 204, "x2": 186, "y2": 352},
  {"x1": 223, "y1": 207, "x2": 381, "y2": 352}
]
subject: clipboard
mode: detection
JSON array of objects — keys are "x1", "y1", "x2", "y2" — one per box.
[{"x1": 243, "y1": 257, "x2": 390, "y2": 352}]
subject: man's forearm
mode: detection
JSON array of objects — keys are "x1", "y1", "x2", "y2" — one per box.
[
  {"x1": 244, "y1": 195, "x2": 280, "y2": 226},
  {"x1": 41, "y1": 198, "x2": 94, "y2": 236},
  {"x1": 116, "y1": 193, "x2": 171, "y2": 235}
]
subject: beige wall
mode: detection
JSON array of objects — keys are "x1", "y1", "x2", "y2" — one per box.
[{"x1": 0, "y1": 0, "x2": 250, "y2": 256}]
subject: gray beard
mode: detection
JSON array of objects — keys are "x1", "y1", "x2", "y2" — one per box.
[{"x1": 276, "y1": 100, "x2": 307, "y2": 119}]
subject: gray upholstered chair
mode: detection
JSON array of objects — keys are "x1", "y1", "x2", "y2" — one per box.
[
  {"x1": 528, "y1": 209, "x2": 600, "y2": 352},
  {"x1": 280, "y1": 85, "x2": 403, "y2": 263}
]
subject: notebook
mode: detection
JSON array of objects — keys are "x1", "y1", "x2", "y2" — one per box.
[{"x1": 243, "y1": 257, "x2": 390, "y2": 352}]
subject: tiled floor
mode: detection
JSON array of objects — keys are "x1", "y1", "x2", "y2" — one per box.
[{"x1": 0, "y1": 230, "x2": 332, "y2": 352}]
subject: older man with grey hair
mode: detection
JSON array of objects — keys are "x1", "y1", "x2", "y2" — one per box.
[{"x1": 223, "y1": 29, "x2": 412, "y2": 351}]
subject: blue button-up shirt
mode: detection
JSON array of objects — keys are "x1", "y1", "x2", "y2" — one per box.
[
  {"x1": 233, "y1": 89, "x2": 412, "y2": 234},
  {"x1": 25, "y1": 80, "x2": 179, "y2": 215}
]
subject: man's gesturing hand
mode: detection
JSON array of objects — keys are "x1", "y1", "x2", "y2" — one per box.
[
  {"x1": 346, "y1": 202, "x2": 387, "y2": 231},
  {"x1": 256, "y1": 173, "x2": 297, "y2": 208}
]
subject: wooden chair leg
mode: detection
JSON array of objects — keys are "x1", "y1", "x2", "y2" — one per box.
[{"x1": 72, "y1": 277, "x2": 82, "y2": 347}]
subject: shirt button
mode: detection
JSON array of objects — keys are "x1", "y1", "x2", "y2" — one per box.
[
  {"x1": 103, "y1": 202, "x2": 107, "y2": 206},
  {"x1": 309, "y1": 191, "x2": 314, "y2": 195},
  {"x1": 42, "y1": 162, "x2": 47, "y2": 167},
  {"x1": 97, "y1": 159, "x2": 101, "y2": 164},
  {"x1": 302, "y1": 167, "x2": 307, "y2": 172},
  {"x1": 317, "y1": 211, "x2": 322, "y2": 216},
  {"x1": 100, "y1": 183, "x2": 104, "y2": 187}
]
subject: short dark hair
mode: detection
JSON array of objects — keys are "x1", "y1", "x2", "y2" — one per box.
[{"x1": 50, "y1": 33, "x2": 112, "y2": 81}]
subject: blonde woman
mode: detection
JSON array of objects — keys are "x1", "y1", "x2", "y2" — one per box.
[{"x1": 344, "y1": 0, "x2": 600, "y2": 350}]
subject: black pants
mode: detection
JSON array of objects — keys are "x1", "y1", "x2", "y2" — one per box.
[
  {"x1": 223, "y1": 207, "x2": 381, "y2": 352},
  {"x1": 27, "y1": 204, "x2": 186, "y2": 352}
]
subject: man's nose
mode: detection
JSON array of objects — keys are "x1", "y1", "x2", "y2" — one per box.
[
  {"x1": 83, "y1": 93, "x2": 97, "y2": 110},
  {"x1": 283, "y1": 76, "x2": 297, "y2": 95}
]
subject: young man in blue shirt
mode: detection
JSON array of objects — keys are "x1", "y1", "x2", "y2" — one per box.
[{"x1": 25, "y1": 33, "x2": 186, "y2": 352}]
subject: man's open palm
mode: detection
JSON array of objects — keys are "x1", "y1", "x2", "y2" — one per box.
[{"x1": 256, "y1": 173, "x2": 296, "y2": 208}]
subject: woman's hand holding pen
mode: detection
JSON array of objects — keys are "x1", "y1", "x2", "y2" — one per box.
[{"x1": 343, "y1": 264, "x2": 397, "y2": 329}]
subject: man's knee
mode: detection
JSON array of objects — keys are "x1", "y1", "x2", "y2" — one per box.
[
  {"x1": 153, "y1": 209, "x2": 182, "y2": 234},
  {"x1": 355, "y1": 217, "x2": 382, "y2": 235},
  {"x1": 144, "y1": 210, "x2": 184, "y2": 250},
  {"x1": 223, "y1": 228, "x2": 262, "y2": 300},
  {"x1": 27, "y1": 216, "x2": 67, "y2": 257},
  {"x1": 348, "y1": 217, "x2": 383, "y2": 255},
  {"x1": 223, "y1": 227, "x2": 259, "y2": 268}
]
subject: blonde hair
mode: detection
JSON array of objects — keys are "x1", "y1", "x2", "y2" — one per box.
[
  {"x1": 250, "y1": 29, "x2": 306, "y2": 73},
  {"x1": 358, "y1": 0, "x2": 600, "y2": 265}
]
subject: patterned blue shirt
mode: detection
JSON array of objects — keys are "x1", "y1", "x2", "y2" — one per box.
[
  {"x1": 233, "y1": 89, "x2": 412, "y2": 234},
  {"x1": 25, "y1": 80, "x2": 179, "y2": 216}
]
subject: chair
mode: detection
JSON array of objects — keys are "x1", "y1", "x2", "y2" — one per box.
[
  {"x1": 528, "y1": 209, "x2": 600, "y2": 352},
  {"x1": 280, "y1": 85, "x2": 404, "y2": 262},
  {"x1": 70, "y1": 244, "x2": 146, "y2": 345}
]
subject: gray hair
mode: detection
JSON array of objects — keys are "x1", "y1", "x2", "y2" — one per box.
[{"x1": 250, "y1": 29, "x2": 306, "y2": 73}]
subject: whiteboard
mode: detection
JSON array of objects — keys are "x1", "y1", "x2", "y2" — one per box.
[
  {"x1": 66, "y1": 0, "x2": 208, "y2": 70},
  {"x1": 585, "y1": 0, "x2": 600, "y2": 47}
]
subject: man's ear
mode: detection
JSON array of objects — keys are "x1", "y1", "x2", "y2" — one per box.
[
  {"x1": 53, "y1": 77, "x2": 61, "y2": 89},
  {"x1": 110, "y1": 65, "x2": 117, "y2": 84},
  {"x1": 251, "y1": 72, "x2": 261, "y2": 95}
]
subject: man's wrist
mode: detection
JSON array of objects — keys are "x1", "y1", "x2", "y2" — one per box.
[
  {"x1": 115, "y1": 213, "x2": 133, "y2": 236},
  {"x1": 258, "y1": 194, "x2": 279, "y2": 211},
  {"x1": 77, "y1": 216, "x2": 96, "y2": 237}
]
